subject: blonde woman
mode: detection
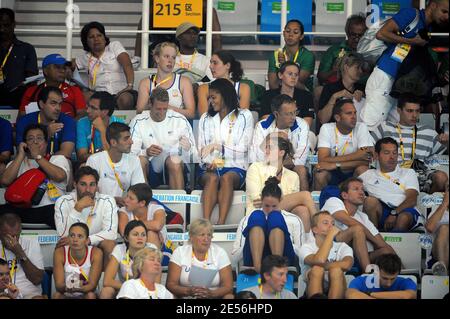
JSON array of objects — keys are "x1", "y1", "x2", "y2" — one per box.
[
  {"x1": 116, "y1": 247, "x2": 173, "y2": 299},
  {"x1": 166, "y1": 219, "x2": 233, "y2": 299},
  {"x1": 136, "y1": 42, "x2": 195, "y2": 119}
]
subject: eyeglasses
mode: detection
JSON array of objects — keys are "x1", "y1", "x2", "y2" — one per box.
[
  {"x1": 26, "y1": 136, "x2": 45, "y2": 143},
  {"x1": 348, "y1": 32, "x2": 365, "y2": 39}
]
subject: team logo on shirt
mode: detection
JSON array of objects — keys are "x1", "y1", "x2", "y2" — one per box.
[
  {"x1": 374, "y1": 180, "x2": 380, "y2": 185},
  {"x1": 172, "y1": 91, "x2": 179, "y2": 97}
]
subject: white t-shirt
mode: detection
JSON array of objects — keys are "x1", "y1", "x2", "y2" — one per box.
[
  {"x1": 318, "y1": 122, "x2": 373, "y2": 157},
  {"x1": 299, "y1": 240, "x2": 353, "y2": 275},
  {"x1": 119, "y1": 202, "x2": 168, "y2": 243},
  {"x1": 117, "y1": 279, "x2": 173, "y2": 299},
  {"x1": 359, "y1": 166, "x2": 420, "y2": 208},
  {"x1": 1, "y1": 237, "x2": 44, "y2": 298},
  {"x1": 174, "y1": 51, "x2": 213, "y2": 82},
  {"x1": 170, "y1": 243, "x2": 230, "y2": 289},
  {"x1": 86, "y1": 151, "x2": 145, "y2": 197},
  {"x1": 63, "y1": 245, "x2": 93, "y2": 297},
  {"x1": 322, "y1": 197, "x2": 379, "y2": 237},
  {"x1": 111, "y1": 244, "x2": 133, "y2": 283},
  {"x1": 76, "y1": 41, "x2": 128, "y2": 95},
  {"x1": 8, "y1": 155, "x2": 71, "y2": 207}
]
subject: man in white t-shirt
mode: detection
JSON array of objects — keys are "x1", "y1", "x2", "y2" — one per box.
[
  {"x1": 250, "y1": 94, "x2": 311, "y2": 190},
  {"x1": 174, "y1": 22, "x2": 213, "y2": 84},
  {"x1": 360, "y1": 137, "x2": 423, "y2": 231},
  {"x1": 299, "y1": 211, "x2": 353, "y2": 299},
  {"x1": 0, "y1": 213, "x2": 44, "y2": 299},
  {"x1": 0, "y1": 124, "x2": 70, "y2": 228},
  {"x1": 322, "y1": 177, "x2": 396, "y2": 273},
  {"x1": 425, "y1": 187, "x2": 449, "y2": 276},
  {"x1": 86, "y1": 122, "x2": 145, "y2": 207},
  {"x1": 243, "y1": 255, "x2": 297, "y2": 299},
  {"x1": 55, "y1": 166, "x2": 118, "y2": 268},
  {"x1": 315, "y1": 98, "x2": 373, "y2": 190},
  {"x1": 129, "y1": 87, "x2": 196, "y2": 190}
]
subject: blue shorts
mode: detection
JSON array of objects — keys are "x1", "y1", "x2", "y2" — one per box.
[
  {"x1": 147, "y1": 161, "x2": 188, "y2": 188},
  {"x1": 329, "y1": 169, "x2": 354, "y2": 186},
  {"x1": 197, "y1": 166, "x2": 246, "y2": 190},
  {"x1": 242, "y1": 210, "x2": 296, "y2": 266},
  {"x1": 380, "y1": 202, "x2": 421, "y2": 231}
]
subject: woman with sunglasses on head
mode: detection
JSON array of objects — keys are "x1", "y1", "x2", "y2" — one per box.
[{"x1": 100, "y1": 220, "x2": 149, "y2": 299}]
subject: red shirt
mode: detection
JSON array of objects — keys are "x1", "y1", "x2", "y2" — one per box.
[{"x1": 20, "y1": 82, "x2": 86, "y2": 118}]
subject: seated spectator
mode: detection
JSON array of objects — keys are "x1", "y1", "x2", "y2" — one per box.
[
  {"x1": 299, "y1": 211, "x2": 353, "y2": 299},
  {"x1": 197, "y1": 50, "x2": 251, "y2": 115},
  {"x1": 268, "y1": 19, "x2": 315, "y2": 92},
  {"x1": 76, "y1": 91, "x2": 124, "y2": 163},
  {"x1": 15, "y1": 86, "x2": 76, "y2": 158},
  {"x1": 322, "y1": 177, "x2": 395, "y2": 272},
  {"x1": 235, "y1": 290, "x2": 257, "y2": 299},
  {"x1": 174, "y1": 22, "x2": 213, "y2": 83},
  {"x1": 52, "y1": 222, "x2": 103, "y2": 299},
  {"x1": 0, "y1": 213, "x2": 44, "y2": 299},
  {"x1": 100, "y1": 220, "x2": 148, "y2": 299},
  {"x1": 198, "y1": 79, "x2": 253, "y2": 224},
  {"x1": 360, "y1": 138, "x2": 423, "y2": 232},
  {"x1": 117, "y1": 247, "x2": 173, "y2": 299},
  {"x1": 130, "y1": 87, "x2": 196, "y2": 189},
  {"x1": 0, "y1": 117, "x2": 13, "y2": 179},
  {"x1": 75, "y1": 21, "x2": 137, "y2": 110},
  {"x1": 119, "y1": 183, "x2": 166, "y2": 250},
  {"x1": 86, "y1": 122, "x2": 145, "y2": 207},
  {"x1": 54, "y1": 166, "x2": 118, "y2": 268},
  {"x1": 251, "y1": 94, "x2": 311, "y2": 191},
  {"x1": 232, "y1": 177, "x2": 306, "y2": 273},
  {"x1": 0, "y1": 124, "x2": 70, "y2": 227},
  {"x1": 246, "y1": 135, "x2": 316, "y2": 233},
  {"x1": 166, "y1": 219, "x2": 233, "y2": 299},
  {"x1": 19, "y1": 53, "x2": 86, "y2": 119},
  {"x1": 136, "y1": 42, "x2": 195, "y2": 119},
  {"x1": 371, "y1": 93, "x2": 448, "y2": 193},
  {"x1": 0, "y1": 258, "x2": 21, "y2": 299},
  {"x1": 317, "y1": 14, "x2": 367, "y2": 86},
  {"x1": 346, "y1": 254, "x2": 417, "y2": 299},
  {"x1": 259, "y1": 61, "x2": 315, "y2": 128},
  {"x1": 360, "y1": 0, "x2": 448, "y2": 131},
  {"x1": 318, "y1": 53, "x2": 366, "y2": 125},
  {"x1": 0, "y1": 8, "x2": 38, "y2": 109},
  {"x1": 243, "y1": 255, "x2": 297, "y2": 299},
  {"x1": 314, "y1": 98, "x2": 373, "y2": 190},
  {"x1": 425, "y1": 186, "x2": 448, "y2": 275}
]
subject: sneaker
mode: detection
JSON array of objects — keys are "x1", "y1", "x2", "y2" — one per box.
[{"x1": 432, "y1": 261, "x2": 448, "y2": 276}]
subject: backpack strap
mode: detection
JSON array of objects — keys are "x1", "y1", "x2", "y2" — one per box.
[{"x1": 399, "y1": 9, "x2": 420, "y2": 36}]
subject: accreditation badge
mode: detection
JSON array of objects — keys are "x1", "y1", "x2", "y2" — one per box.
[
  {"x1": 391, "y1": 43, "x2": 411, "y2": 63},
  {"x1": 400, "y1": 160, "x2": 413, "y2": 169}
]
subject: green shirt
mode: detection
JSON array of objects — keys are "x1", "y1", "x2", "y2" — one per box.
[
  {"x1": 268, "y1": 46, "x2": 315, "y2": 91},
  {"x1": 318, "y1": 41, "x2": 351, "y2": 77}
]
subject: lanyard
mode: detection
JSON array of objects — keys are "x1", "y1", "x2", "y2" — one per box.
[
  {"x1": 0, "y1": 44, "x2": 13, "y2": 70},
  {"x1": 259, "y1": 284, "x2": 280, "y2": 299},
  {"x1": 107, "y1": 152, "x2": 124, "y2": 191},
  {"x1": 38, "y1": 113, "x2": 55, "y2": 155},
  {"x1": 69, "y1": 247, "x2": 89, "y2": 283},
  {"x1": 176, "y1": 50, "x2": 197, "y2": 70},
  {"x1": 88, "y1": 54, "x2": 102, "y2": 88},
  {"x1": 1, "y1": 246, "x2": 17, "y2": 284},
  {"x1": 152, "y1": 74, "x2": 173, "y2": 91},
  {"x1": 139, "y1": 279, "x2": 159, "y2": 299},
  {"x1": 86, "y1": 204, "x2": 95, "y2": 227},
  {"x1": 221, "y1": 112, "x2": 237, "y2": 158},
  {"x1": 396, "y1": 125, "x2": 416, "y2": 163},
  {"x1": 89, "y1": 125, "x2": 96, "y2": 154},
  {"x1": 192, "y1": 250, "x2": 209, "y2": 269},
  {"x1": 122, "y1": 251, "x2": 131, "y2": 281},
  {"x1": 275, "y1": 47, "x2": 300, "y2": 68},
  {"x1": 380, "y1": 172, "x2": 406, "y2": 191},
  {"x1": 335, "y1": 127, "x2": 352, "y2": 157}
]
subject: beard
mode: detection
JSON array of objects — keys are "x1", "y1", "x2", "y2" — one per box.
[{"x1": 79, "y1": 191, "x2": 95, "y2": 199}]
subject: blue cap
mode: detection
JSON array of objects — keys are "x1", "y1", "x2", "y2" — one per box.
[{"x1": 42, "y1": 54, "x2": 67, "y2": 68}]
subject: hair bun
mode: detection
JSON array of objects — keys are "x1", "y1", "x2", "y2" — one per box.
[{"x1": 265, "y1": 176, "x2": 280, "y2": 186}]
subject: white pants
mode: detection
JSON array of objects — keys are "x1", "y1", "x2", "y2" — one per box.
[{"x1": 360, "y1": 67, "x2": 398, "y2": 131}]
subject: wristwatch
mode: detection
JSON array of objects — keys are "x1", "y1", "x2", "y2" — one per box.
[
  {"x1": 390, "y1": 209, "x2": 398, "y2": 216},
  {"x1": 18, "y1": 255, "x2": 28, "y2": 263},
  {"x1": 34, "y1": 154, "x2": 42, "y2": 161},
  {"x1": 335, "y1": 162, "x2": 342, "y2": 169}
]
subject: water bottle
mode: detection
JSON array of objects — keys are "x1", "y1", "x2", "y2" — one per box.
[
  {"x1": 31, "y1": 180, "x2": 48, "y2": 206},
  {"x1": 418, "y1": 233, "x2": 433, "y2": 250}
]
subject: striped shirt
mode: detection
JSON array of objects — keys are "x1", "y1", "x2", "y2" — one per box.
[{"x1": 371, "y1": 121, "x2": 446, "y2": 164}]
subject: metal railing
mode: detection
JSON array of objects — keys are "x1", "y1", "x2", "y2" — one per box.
[{"x1": 13, "y1": 0, "x2": 447, "y2": 70}]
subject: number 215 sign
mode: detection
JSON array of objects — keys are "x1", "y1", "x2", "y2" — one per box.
[{"x1": 152, "y1": 0, "x2": 204, "y2": 29}]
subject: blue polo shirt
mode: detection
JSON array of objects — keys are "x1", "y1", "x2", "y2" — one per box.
[
  {"x1": 0, "y1": 117, "x2": 13, "y2": 153},
  {"x1": 76, "y1": 115, "x2": 124, "y2": 152},
  {"x1": 377, "y1": 8, "x2": 427, "y2": 78},
  {"x1": 349, "y1": 274, "x2": 417, "y2": 293},
  {"x1": 15, "y1": 111, "x2": 76, "y2": 154}
]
